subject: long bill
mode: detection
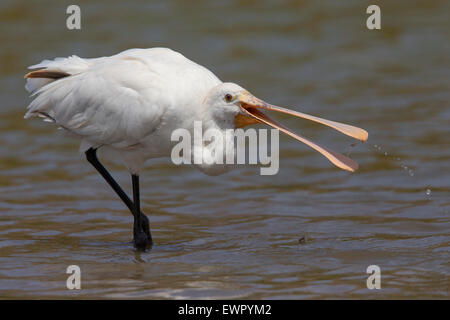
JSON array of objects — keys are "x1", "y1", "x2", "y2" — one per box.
[{"x1": 237, "y1": 91, "x2": 369, "y2": 172}]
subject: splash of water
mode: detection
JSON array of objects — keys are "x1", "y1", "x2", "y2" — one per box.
[
  {"x1": 371, "y1": 144, "x2": 446, "y2": 213},
  {"x1": 346, "y1": 143, "x2": 358, "y2": 157},
  {"x1": 373, "y1": 144, "x2": 418, "y2": 177}
]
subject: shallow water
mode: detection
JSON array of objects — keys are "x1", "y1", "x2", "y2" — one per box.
[{"x1": 0, "y1": 0, "x2": 449, "y2": 299}]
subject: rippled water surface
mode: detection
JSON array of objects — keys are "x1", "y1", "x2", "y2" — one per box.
[{"x1": 0, "y1": 1, "x2": 449, "y2": 299}]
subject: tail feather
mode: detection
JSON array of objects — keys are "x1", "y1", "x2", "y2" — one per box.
[
  {"x1": 25, "y1": 70, "x2": 71, "y2": 79},
  {"x1": 24, "y1": 55, "x2": 90, "y2": 94}
]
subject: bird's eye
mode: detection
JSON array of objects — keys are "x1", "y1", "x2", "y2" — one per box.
[{"x1": 224, "y1": 93, "x2": 233, "y2": 103}]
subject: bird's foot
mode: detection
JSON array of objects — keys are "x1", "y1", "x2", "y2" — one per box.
[
  {"x1": 133, "y1": 229, "x2": 152, "y2": 251},
  {"x1": 140, "y1": 212, "x2": 153, "y2": 244},
  {"x1": 133, "y1": 213, "x2": 152, "y2": 251}
]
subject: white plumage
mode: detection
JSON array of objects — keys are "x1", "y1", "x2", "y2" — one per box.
[
  {"x1": 24, "y1": 47, "x2": 368, "y2": 250},
  {"x1": 26, "y1": 48, "x2": 226, "y2": 173},
  {"x1": 25, "y1": 47, "x2": 368, "y2": 175}
]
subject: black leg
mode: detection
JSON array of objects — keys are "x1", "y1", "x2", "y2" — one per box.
[
  {"x1": 85, "y1": 148, "x2": 152, "y2": 249},
  {"x1": 131, "y1": 174, "x2": 149, "y2": 250}
]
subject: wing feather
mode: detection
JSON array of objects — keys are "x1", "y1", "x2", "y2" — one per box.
[{"x1": 25, "y1": 48, "x2": 222, "y2": 153}]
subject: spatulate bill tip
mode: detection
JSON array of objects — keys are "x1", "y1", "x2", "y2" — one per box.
[
  {"x1": 336, "y1": 159, "x2": 359, "y2": 172},
  {"x1": 359, "y1": 130, "x2": 369, "y2": 142},
  {"x1": 331, "y1": 151, "x2": 359, "y2": 172}
]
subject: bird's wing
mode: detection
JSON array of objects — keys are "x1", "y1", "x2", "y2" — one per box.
[{"x1": 25, "y1": 48, "x2": 220, "y2": 151}]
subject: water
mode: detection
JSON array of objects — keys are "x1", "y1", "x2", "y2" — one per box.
[{"x1": 0, "y1": 0, "x2": 449, "y2": 299}]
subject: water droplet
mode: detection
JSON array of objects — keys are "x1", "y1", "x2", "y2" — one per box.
[{"x1": 425, "y1": 189, "x2": 431, "y2": 195}]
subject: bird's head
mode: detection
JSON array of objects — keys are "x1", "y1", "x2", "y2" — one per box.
[{"x1": 204, "y1": 82, "x2": 368, "y2": 172}]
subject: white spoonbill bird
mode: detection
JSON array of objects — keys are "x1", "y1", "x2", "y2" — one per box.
[{"x1": 25, "y1": 48, "x2": 368, "y2": 250}]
